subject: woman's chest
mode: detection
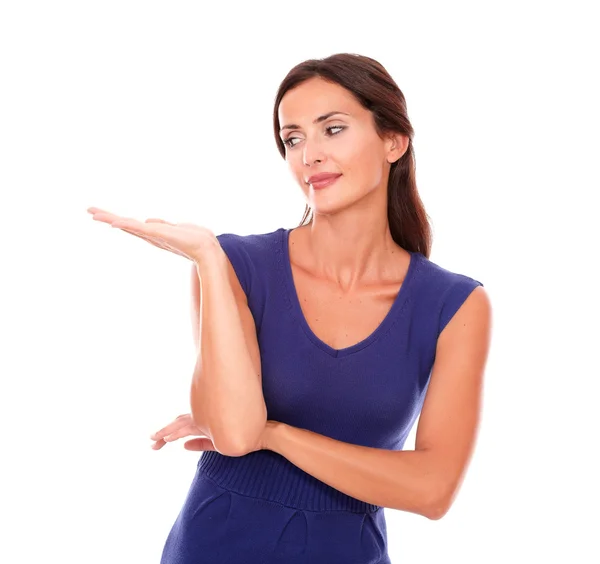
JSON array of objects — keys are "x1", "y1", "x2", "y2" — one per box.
[
  {"x1": 258, "y1": 330, "x2": 426, "y2": 447},
  {"x1": 291, "y1": 267, "x2": 401, "y2": 351}
]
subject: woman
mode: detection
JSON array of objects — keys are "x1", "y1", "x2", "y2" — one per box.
[{"x1": 89, "y1": 53, "x2": 491, "y2": 564}]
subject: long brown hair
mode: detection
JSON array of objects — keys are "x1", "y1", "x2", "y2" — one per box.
[{"x1": 272, "y1": 53, "x2": 432, "y2": 257}]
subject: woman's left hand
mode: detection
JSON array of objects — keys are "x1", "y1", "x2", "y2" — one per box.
[{"x1": 87, "y1": 206, "x2": 222, "y2": 263}]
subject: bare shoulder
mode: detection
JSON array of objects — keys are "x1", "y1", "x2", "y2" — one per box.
[{"x1": 440, "y1": 285, "x2": 492, "y2": 341}]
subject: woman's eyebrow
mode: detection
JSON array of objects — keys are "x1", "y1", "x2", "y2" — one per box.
[{"x1": 280, "y1": 111, "x2": 350, "y2": 132}]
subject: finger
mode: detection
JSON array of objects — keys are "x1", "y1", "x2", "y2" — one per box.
[
  {"x1": 163, "y1": 425, "x2": 200, "y2": 442},
  {"x1": 91, "y1": 211, "x2": 144, "y2": 229},
  {"x1": 150, "y1": 416, "x2": 190, "y2": 440},
  {"x1": 150, "y1": 425, "x2": 183, "y2": 441},
  {"x1": 183, "y1": 438, "x2": 216, "y2": 451},
  {"x1": 109, "y1": 217, "x2": 146, "y2": 231},
  {"x1": 88, "y1": 208, "x2": 138, "y2": 227},
  {"x1": 145, "y1": 218, "x2": 177, "y2": 226},
  {"x1": 151, "y1": 439, "x2": 166, "y2": 450},
  {"x1": 90, "y1": 211, "x2": 122, "y2": 225},
  {"x1": 87, "y1": 206, "x2": 112, "y2": 215},
  {"x1": 89, "y1": 209, "x2": 175, "y2": 229},
  {"x1": 111, "y1": 218, "x2": 174, "y2": 240},
  {"x1": 88, "y1": 206, "x2": 124, "y2": 218}
]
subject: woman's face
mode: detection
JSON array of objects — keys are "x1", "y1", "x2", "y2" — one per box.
[{"x1": 278, "y1": 76, "x2": 403, "y2": 216}]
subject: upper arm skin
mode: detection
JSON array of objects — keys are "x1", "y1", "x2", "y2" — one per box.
[
  {"x1": 190, "y1": 259, "x2": 262, "y2": 386},
  {"x1": 415, "y1": 285, "x2": 492, "y2": 519}
]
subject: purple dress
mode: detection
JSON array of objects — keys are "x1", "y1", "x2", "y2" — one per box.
[{"x1": 160, "y1": 227, "x2": 483, "y2": 563}]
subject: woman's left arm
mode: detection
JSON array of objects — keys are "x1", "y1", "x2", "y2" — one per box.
[{"x1": 261, "y1": 286, "x2": 492, "y2": 520}]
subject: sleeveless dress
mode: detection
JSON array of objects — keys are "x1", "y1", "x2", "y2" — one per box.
[{"x1": 159, "y1": 227, "x2": 484, "y2": 564}]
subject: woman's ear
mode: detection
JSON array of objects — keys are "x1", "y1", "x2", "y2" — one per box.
[{"x1": 386, "y1": 133, "x2": 409, "y2": 164}]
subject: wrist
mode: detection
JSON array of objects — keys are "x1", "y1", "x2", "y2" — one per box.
[
  {"x1": 194, "y1": 245, "x2": 227, "y2": 273},
  {"x1": 262, "y1": 420, "x2": 286, "y2": 452}
]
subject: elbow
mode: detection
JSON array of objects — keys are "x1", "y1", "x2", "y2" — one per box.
[
  {"x1": 188, "y1": 411, "x2": 243, "y2": 457},
  {"x1": 424, "y1": 498, "x2": 449, "y2": 521},
  {"x1": 212, "y1": 435, "x2": 252, "y2": 458},
  {"x1": 214, "y1": 426, "x2": 266, "y2": 458},
  {"x1": 230, "y1": 403, "x2": 268, "y2": 456},
  {"x1": 218, "y1": 417, "x2": 267, "y2": 457},
  {"x1": 422, "y1": 482, "x2": 453, "y2": 521},
  {"x1": 192, "y1": 403, "x2": 268, "y2": 458}
]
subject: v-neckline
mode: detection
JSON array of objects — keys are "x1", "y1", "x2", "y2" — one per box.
[{"x1": 279, "y1": 227, "x2": 419, "y2": 358}]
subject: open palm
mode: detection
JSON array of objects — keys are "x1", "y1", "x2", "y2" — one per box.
[{"x1": 87, "y1": 206, "x2": 221, "y2": 262}]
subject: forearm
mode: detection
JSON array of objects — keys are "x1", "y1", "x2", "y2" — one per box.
[
  {"x1": 262, "y1": 422, "x2": 446, "y2": 519},
  {"x1": 191, "y1": 250, "x2": 266, "y2": 456}
]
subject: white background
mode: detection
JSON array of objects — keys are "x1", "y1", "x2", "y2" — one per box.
[{"x1": 1, "y1": 1, "x2": 598, "y2": 562}]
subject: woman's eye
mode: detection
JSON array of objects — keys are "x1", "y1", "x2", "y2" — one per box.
[
  {"x1": 283, "y1": 125, "x2": 345, "y2": 149},
  {"x1": 325, "y1": 125, "x2": 344, "y2": 136},
  {"x1": 283, "y1": 137, "x2": 300, "y2": 148}
]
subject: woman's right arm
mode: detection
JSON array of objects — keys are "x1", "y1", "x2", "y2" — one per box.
[{"x1": 189, "y1": 252, "x2": 266, "y2": 456}]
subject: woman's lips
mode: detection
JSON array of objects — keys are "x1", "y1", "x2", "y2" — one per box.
[{"x1": 311, "y1": 175, "x2": 342, "y2": 189}]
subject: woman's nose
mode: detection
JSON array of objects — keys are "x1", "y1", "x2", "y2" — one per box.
[{"x1": 302, "y1": 139, "x2": 326, "y2": 166}]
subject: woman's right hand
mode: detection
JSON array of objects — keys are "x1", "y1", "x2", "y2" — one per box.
[{"x1": 150, "y1": 413, "x2": 216, "y2": 452}]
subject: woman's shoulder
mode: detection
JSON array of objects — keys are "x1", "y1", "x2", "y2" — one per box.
[
  {"x1": 415, "y1": 251, "x2": 484, "y2": 291},
  {"x1": 214, "y1": 228, "x2": 286, "y2": 294},
  {"x1": 216, "y1": 227, "x2": 287, "y2": 267},
  {"x1": 216, "y1": 226, "x2": 285, "y2": 251},
  {"x1": 413, "y1": 252, "x2": 485, "y2": 337}
]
